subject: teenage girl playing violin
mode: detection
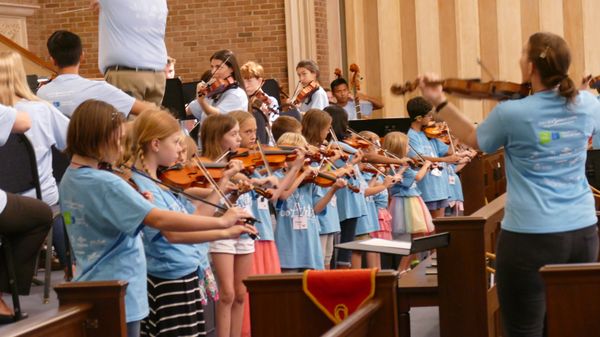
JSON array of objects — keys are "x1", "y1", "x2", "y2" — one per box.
[
  {"x1": 418, "y1": 32, "x2": 600, "y2": 337},
  {"x1": 58, "y1": 100, "x2": 253, "y2": 337},
  {"x1": 291, "y1": 60, "x2": 329, "y2": 113},
  {"x1": 186, "y1": 50, "x2": 248, "y2": 121}
]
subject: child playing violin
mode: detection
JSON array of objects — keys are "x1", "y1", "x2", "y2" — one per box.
[
  {"x1": 125, "y1": 109, "x2": 253, "y2": 337},
  {"x1": 292, "y1": 60, "x2": 329, "y2": 113},
  {"x1": 59, "y1": 100, "x2": 253, "y2": 337},
  {"x1": 383, "y1": 131, "x2": 433, "y2": 273},
  {"x1": 301, "y1": 109, "x2": 347, "y2": 269},
  {"x1": 186, "y1": 50, "x2": 248, "y2": 121},
  {"x1": 240, "y1": 61, "x2": 279, "y2": 145}
]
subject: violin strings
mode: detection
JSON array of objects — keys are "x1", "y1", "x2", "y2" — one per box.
[
  {"x1": 194, "y1": 159, "x2": 234, "y2": 209},
  {"x1": 255, "y1": 140, "x2": 273, "y2": 177}
]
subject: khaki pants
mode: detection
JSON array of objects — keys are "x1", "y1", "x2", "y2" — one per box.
[{"x1": 105, "y1": 70, "x2": 166, "y2": 105}]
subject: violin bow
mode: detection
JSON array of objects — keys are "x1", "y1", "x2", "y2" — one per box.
[
  {"x1": 193, "y1": 159, "x2": 261, "y2": 239},
  {"x1": 347, "y1": 128, "x2": 399, "y2": 174},
  {"x1": 255, "y1": 140, "x2": 273, "y2": 177}
]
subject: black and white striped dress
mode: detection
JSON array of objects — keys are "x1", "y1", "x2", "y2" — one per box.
[{"x1": 141, "y1": 270, "x2": 206, "y2": 337}]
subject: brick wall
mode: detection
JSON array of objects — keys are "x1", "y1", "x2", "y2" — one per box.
[
  {"x1": 5, "y1": 0, "x2": 330, "y2": 92},
  {"x1": 314, "y1": 0, "x2": 329, "y2": 86}
]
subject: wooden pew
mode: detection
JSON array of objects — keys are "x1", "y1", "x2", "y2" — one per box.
[
  {"x1": 460, "y1": 149, "x2": 506, "y2": 215},
  {"x1": 244, "y1": 270, "x2": 399, "y2": 337},
  {"x1": 541, "y1": 263, "x2": 600, "y2": 337},
  {"x1": 321, "y1": 299, "x2": 382, "y2": 337},
  {"x1": 434, "y1": 194, "x2": 505, "y2": 337},
  {"x1": 0, "y1": 281, "x2": 127, "y2": 337},
  {"x1": 397, "y1": 254, "x2": 438, "y2": 337}
]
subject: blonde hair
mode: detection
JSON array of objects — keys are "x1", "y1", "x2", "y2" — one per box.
[
  {"x1": 167, "y1": 56, "x2": 176, "y2": 65},
  {"x1": 229, "y1": 110, "x2": 255, "y2": 127},
  {"x1": 200, "y1": 114, "x2": 238, "y2": 160},
  {"x1": 0, "y1": 51, "x2": 39, "y2": 106},
  {"x1": 382, "y1": 131, "x2": 408, "y2": 158},
  {"x1": 180, "y1": 133, "x2": 198, "y2": 162},
  {"x1": 240, "y1": 61, "x2": 265, "y2": 79},
  {"x1": 129, "y1": 109, "x2": 180, "y2": 174},
  {"x1": 277, "y1": 132, "x2": 307, "y2": 147},
  {"x1": 301, "y1": 109, "x2": 331, "y2": 146},
  {"x1": 358, "y1": 130, "x2": 380, "y2": 150}
]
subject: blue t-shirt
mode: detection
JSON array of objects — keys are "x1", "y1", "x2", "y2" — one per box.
[
  {"x1": 188, "y1": 87, "x2": 249, "y2": 121},
  {"x1": 373, "y1": 175, "x2": 389, "y2": 209},
  {"x1": 98, "y1": 0, "x2": 168, "y2": 73},
  {"x1": 355, "y1": 174, "x2": 380, "y2": 236},
  {"x1": 314, "y1": 185, "x2": 341, "y2": 235},
  {"x1": 299, "y1": 87, "x2": 329, "y2": 112},
  {"x1": 342, "y1": 99, "x2": 374, "y2": 120},
  {"x1": 59, "y1": 167, "x2": 155, "y2": 322},
  {"x1": 447, "y1": 164, "x2": 464, "y2": 202},
  {"x1": 390, "y1": 168, "x2": 421, "y2": 197},
  {"x1": 274, "y1": 179, "x2": 323, "y2": 270},
  {"x1": 131, "y1": 172, "x2": 209, "y2": 279},
  {"x1": 249, "y1": 172, "x2": 275, "y2": 241},
  {"x1": 0, "y1": 105, "x2": 16, "y2": 213},
  {"x1": 37, "y1": 74, "x2": 135, "y2": 118},
  {"x1": 407, "y1": 129, "x2": 451, "y2": 202},
  {"x1": 477, "y1": 90, "x2": 600, "y2": 233},
  {"x1": 333, "y1": 142, "x2": 368, "y2": 221},
  {"x1": 17, "y1": 100, "x2": 69, "y2": 206}
]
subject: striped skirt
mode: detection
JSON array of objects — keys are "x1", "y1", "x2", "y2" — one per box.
[{"x1": 141, "y1": 270, "x2": 206, "y2": 337}]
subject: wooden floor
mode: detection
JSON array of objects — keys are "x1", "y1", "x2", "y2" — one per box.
[{"x1": 0, "y1": 270, "x2": 440, "y2": 337}]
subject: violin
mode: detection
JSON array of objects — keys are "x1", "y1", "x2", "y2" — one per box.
[
  {"x1": 423, "y1": 123, "x2": 451, "y2": 144},
  {"x1": 158, "y1": 159, "x2": 229, "y2": 189},
  {"x1": 582, "y1": 74, "x2": 600, "y2": 92},
  {"x1": 250, "y1": 89, "x2": 278, "y2": 114},
  {"x1": 292, "y1": 81, "x2": 320, "y2": 105},
  {"x1": 198, "y1": 77, "x2": 237, "y2": 99},
  {"x1": 343, "y1": 135, "x2": 371, "y2": 149},
  {"x1": 301, "y1": 168, "x2": 360, "y2": 193},
  {"x1": 390, "y1": 78, "x2": 531, "y2": 101}
]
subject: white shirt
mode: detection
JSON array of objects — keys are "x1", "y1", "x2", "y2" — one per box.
[
  {"x1": 342, "y1": 99, "x2": 373, "y2": 120},
  {"x1": 0, "y1": 105, "x2": 17, "y2": 213},
  {"x1": 299, "y1": 86, "x2": 329, "y2": 112},
  {"x1": 187, "y1": 87, "x2": 248, "y2": 121},
  {"x1": 98, "y1": 0, "x2": 168, "y2": 73},
  {"x1": 16, "y1": 100, "x2": 69, "y2": 206},
  {"x1": 37, "y1": 74, "x2": 135, "y2": 118}
]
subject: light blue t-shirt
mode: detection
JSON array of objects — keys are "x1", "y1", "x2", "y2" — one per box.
[
  {"x1": 188, "y1": 87, "x2": 249, "y2": 121},
  {"x1": 390, "y1": 168, "x2": 421, "y2": 198},
  {"x1": 447, "y1": 164, "x2": 464, "y2": 202},
  {"x1": 131, "y1": 172, "x2": 209, "y2": 279},
  {"x1": 407, "y1": 129, "x2": 451, "y2": 203},
  {"x1": 98, "y1": 0, "x2": 168, "y2": 73},
  {"x1": 373, "y1": 175, "x2": 389, "y2": 209},
  {"x1": 477, "y1": 90, "x2": 600, "y2": 233},
  {"x1": 17, "y1": 100, "x2": 69, "y2": 206},
  {"x1": 314, "y1": 185, "x2": 341, "y2": 235},
  {"x1": 299, "y1": 86, "x2": 329, "y2": 112},
  {"x1": 342, "y1": 99, "x2": 373, "y2": 120},
  {"x1": 37, "y1": 74, "x2": 135, "y2": 118},
  {"x1": 0, "y1": 105, "x2": 17, "y2": 213},
  {"x1": 274, "y1": 178, "x2": 323, "y2": 270},
  {"x1": 59, "y1": 167, "x2": 155, "y2": 322},
  {"x1": 250, "y1": 172, "x2": 275, "y2": 241},
  {"x1": 333, "y1": 141, "x2": 368, "y2": 221},
  {"x1": 356, "y1": 174, "x2": 380, "y2": 236}
]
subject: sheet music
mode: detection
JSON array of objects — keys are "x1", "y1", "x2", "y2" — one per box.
[{"x1": 359, "y1": 238, "x2": 411, "y2": 250}]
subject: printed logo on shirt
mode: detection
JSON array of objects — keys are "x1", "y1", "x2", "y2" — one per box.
[
  {"x1": 63, "y1": 211, "x2": 73, "y2": 225},
  {"x1": 539, "y1": 131, "x2": 560, "y2": 145},
  {"x1": 53, "y1": 101, "x2": 60, "y2": 108}
]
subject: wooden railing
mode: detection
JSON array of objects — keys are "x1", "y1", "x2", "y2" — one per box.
[
  {"x1": 433, "y1": 194, "x2": 505, "y2": 337},
  {"x1": 541, "y1": 263, "x2": 600, "y2": 337},
  {"x1": 460, "y1": 149, "x2": 506, "y2": 215},
  {"x1": 321, "y1": 299, "x2": 382, "y2": 337},
  {"x1": 0, "y1": 280, "x2": 128, "y2": 337},
  {"x1": 0, "y1": 33, "x2": 56, "y2": 77},
  {"x1": 244, "y1": 270, "x2": 399, "y2": 337}
]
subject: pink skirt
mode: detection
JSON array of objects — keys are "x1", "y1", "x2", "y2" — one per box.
[
  {"x1": 370, "y1": 208, "x2": 393, "y2": 240},
  {"x1": 242, "y1": 241, "x2": 281, "y2": 337}
]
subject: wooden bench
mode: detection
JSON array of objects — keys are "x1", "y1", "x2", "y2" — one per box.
[
  {"x1": 0, "y1": 280, "x2": 128, "y2": 337},
  {"x1": 541, "y1": 263, "x2": 600, "y2": 337},
  {"x1": 244, "y1": 270, "x2": 399, "y2": 337}
]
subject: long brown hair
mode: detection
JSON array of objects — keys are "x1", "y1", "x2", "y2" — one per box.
[
  {"x1": 200, "y1": 114, "x2": 238, "y2": 160},
  {"x1": 301, "y1": 109, "x2": 332, "y2": 146},
  {"x1": 66, "y1": 99, "x2": 125, "y2": 161},
  {"x1": 527, "y1": 32, "x2": 577, "y2": 103},
  {"x1": 211, "y1": 49, "x2": 246, "y2": 92}
]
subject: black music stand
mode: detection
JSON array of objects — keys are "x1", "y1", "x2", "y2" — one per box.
[
  {"x1": 349, "y1": 117, "x2": 412, "y2": 137},
  {"x1": 586, "y1": 149, "x2": 600, "y2": 190},
  {"x1": 161, "y1": 78, "x2": 191, "y2": 120}
]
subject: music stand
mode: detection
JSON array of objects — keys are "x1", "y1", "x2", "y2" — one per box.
[
  {"x1": 348, "y1": 117, "x2": 412, "y2": 137},
  {"x1": 161, "y1": 78, "x2": 191, "y2": 120},
  {"x1": 586, "y1": 149, "x2": 600, "y2": 190},
  {"x1": 335, "y1": 232, "x2": 450, "y2": 256}
]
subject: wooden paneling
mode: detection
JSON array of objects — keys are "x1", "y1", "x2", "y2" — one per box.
[{"x1": 340, "y1": 0, "x2": 599, "y2": 122}]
